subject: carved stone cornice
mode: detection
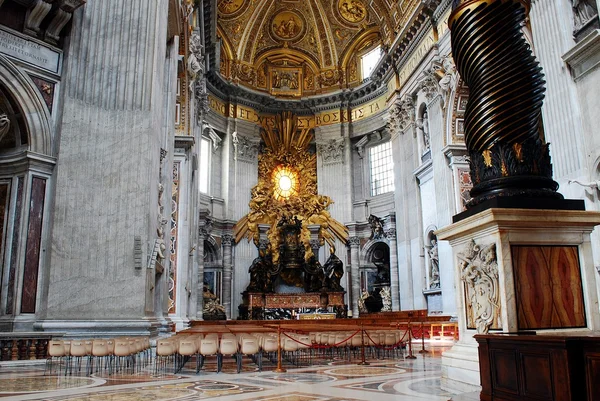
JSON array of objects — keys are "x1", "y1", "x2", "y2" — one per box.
[
  {"x1": 232, "y1": 132, "x2": 260, "y2": 163},
  {"x1": 318, "y1": 139, "x2": 345, "y2": 165},
  {"x1": 458, "y1": 239, "x2": 500, "y2": 334},
  {"x1": 24, "y1": 0, "x2": 55, "y2": 36},
  {"x1": 45, "y1": 0, "x2": 86, "y2": 45}
]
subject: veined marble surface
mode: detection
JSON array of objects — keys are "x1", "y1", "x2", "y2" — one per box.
[{"x1": 0, "y1": 342, "x2": 464, "y2": 401}]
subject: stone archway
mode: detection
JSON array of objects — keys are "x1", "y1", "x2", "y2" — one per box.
[{"x1": 0, "y1": 55, "x2": 53, "y2": 156}]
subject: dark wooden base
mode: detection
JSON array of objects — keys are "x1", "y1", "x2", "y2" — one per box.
[{"x1": 476, "y1": 333, "x2": 600, "y2": 401}]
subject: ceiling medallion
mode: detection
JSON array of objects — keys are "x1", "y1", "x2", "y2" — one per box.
[
  {"x1": 270, "y1": 10, "x2": 306, "y2": 42},
  {"x1": 337, "y1": 0, "x2": 367, "y2": 24},
  {"x1": 217, "y1": 0, "x2": 247, "y2": 18}
]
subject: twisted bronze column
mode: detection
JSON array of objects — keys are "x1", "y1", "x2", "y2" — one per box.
[{"x1": 450, "y1": 0, "x2": 562, "y2": 206}]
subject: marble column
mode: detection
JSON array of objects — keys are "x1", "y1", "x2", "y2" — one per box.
[
  {"x1": 222, "y1": 234, "x2": 234, "y2": 319},
  {"x1": 192, "y1": 229, "x2": 205, "y2": 320},
  {"x1": 349, "y1": 236, "x2": 360, "y2": 317},
  {"x1": 386, "y1": 226, "x2": 399, "y2": 310}
]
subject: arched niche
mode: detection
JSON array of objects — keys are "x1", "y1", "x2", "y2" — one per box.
[
  {"x1": 0, "y1": 55, "x2": 53, "y2": 157},
  {"x1": 0, "y1": 55, "x2": 55, "y2": 324},
  {"x1": 360, "y1": 239, "x2": 390, "y2": 293}
]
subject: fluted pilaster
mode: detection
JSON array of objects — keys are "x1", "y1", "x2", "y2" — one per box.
[
  {"x1": 349, "y1": 236, "x2": 360, "y2": 318},
  {"x1": 222, "y1": 234, "x2": 234, "y2": 319}
]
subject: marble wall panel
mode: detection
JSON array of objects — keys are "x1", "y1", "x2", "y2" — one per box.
[
  {"x1": 21, "y1": 177, "x2": 46, "y2": 313},
  {"x1": 512, "y1": 245, "x2": 586, "y2": 330},
  {"x1": 0, "y1": 182, "x2": 9, "y2": 305},
  {"x1": 5, "y1": 177, "x2": 22, "y2": 315}
]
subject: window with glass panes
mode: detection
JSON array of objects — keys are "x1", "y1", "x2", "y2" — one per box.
[
  {"x1": 369, "y1": 141, "x2": 394, "y2": 196},
  {"x1": 199, "y1": 137, "x2": 210, "y2": 194}
]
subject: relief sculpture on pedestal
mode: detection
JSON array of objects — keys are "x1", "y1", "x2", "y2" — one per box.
[{"x1": 458, "y1": 239, "x2": 501, "y2": 334}]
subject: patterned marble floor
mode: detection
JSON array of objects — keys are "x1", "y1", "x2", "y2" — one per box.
[{"x1": 0, "y1": 343, "x2": 463, "y2": 401}]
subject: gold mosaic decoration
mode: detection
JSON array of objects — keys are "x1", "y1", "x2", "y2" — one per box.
[{"x1": 234, "y1": 112, "x2": 348, "y2": 265}]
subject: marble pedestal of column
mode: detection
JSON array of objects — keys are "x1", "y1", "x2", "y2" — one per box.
[{"x1": 436, "y1": 208, "x2": 600, "y2": 394}]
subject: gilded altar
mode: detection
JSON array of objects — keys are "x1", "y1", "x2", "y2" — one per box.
[{"x1": 242, "y1": 292, "x2": 347, "y2": 320}]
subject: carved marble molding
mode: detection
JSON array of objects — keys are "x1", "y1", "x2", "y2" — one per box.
[
  {"x1": 563, "y1": 29, "x2": 600, "y2": 81},
  {"x1": 318, "y1": 138, "x2": 345, "y2": 165},
  {"x1": 222, "y1": 234, "x2": 234, "y2": 246},
  {"x1": 354, "y1": 135, "x2": 369, "y2": 159},
  {"x1": 309, "y1": 239, "x2": 321, "y2": 252},
  {"x1": 199, "y1": 215, "x2": 213, "y2": 240},
  {"x1": 438, "y1": 55, "x2": 456, "y2": 101},
  {"x1": 384, "y1": 228, "x2": 396, "y2": 239},
  {"x1": 418, "y1": 70, "x2": 440, "y2": 102},
  {"x1": 232, "y1": 132, "x2": 260, "y2": 163},
  {"x1": 387, "y1": 96, "x2": 415, "y2": 135},
  {"x1": 45, "y1": 0, "x2": 87, "y2": 45},
  {"x1": 24, "y1": 0, "x2": 55, "y2": 36},
  {"x1": 458, "y1": 239, "x2": 501, "y2": 334},
  {"x1": 258, "y1": 239, "x2": 269, "y2": 252},
  {"x1": 348, "y1": 236, "x2": 360, "y2": 247}
]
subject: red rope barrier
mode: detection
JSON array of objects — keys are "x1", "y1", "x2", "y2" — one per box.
[
  {"x1": 281, "y1": 330, "x2": 361, "y2": 349},
  {"x1": 363, "y1": 330, "x2": 408, "y2": 351}
]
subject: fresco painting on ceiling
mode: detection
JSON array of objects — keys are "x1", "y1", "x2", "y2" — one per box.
[
  {"x1": 269, "y1": 66, "x2": 303, "y2": 97},
  {"x1": 338, "y1": 0, "x2": 367, "y2": 23},
  {"x1": 271, "y1": 11, "x2": 305, "y2": 41},
  {"x1": 218, "y1": 0, "x2": 246, "y2": 16}
]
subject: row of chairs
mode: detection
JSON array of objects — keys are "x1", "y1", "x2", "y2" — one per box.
[
  {"x1": 46, "y1": 337, "x2": 151, "y2": 376},
  {"x1": 156, "y1": 332, "x2": 266, "y2": 374},
  {"x1": 154, "y1": 329, "x2": 406, "y2": 374}
]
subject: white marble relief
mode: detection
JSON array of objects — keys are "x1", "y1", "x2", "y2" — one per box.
[{"x1": 458, "y1": 239, "x2": 500, "y2": 334}]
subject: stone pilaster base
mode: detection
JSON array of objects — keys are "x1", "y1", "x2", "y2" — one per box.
[
  {"x1": 34, "y1": 318, "x2": 171, "y2": 338},
  {"x1": 441, "y1": 342, "x2": 482, "y2": 394},
  {"x1": 436, "y1": 207, "x2": 600, "y2": 394}
]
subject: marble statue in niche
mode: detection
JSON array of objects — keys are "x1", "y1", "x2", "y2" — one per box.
[
  {"x1": 417, "y1": 108, "x2": 430, "y2": 153},
  {"x1": 571, "y1": 0, "x2": 598, "y2": 30},
  {"x1": 459, "y1": 239, "x2": 501, "y2": 334},
  {"x1": 0, "y1": 111, "x2": 10, "y2": 143},
  {"x1": 428, "y1": 238, "x2": 440, "y2": 289}
]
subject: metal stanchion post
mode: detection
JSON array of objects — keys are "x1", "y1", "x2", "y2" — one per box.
[
  {"x1": 406, "y1": 322, "x2": 416, "y2": 359},
  {"x1": 418, "y1": 321, "x2": 428, "y2": 354},
  {"x1": 274, "y1": 325, "x2": 287, "y2": 373},
  {"x1": 357, "y1": 324, "x2": 370, "y2": 366}
]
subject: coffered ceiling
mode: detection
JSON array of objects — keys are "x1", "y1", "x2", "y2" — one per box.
[{"x1": 217, "y1": 0, "x2": 420, "y2": 97}]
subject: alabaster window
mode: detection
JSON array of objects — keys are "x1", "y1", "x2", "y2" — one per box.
[
  {"x1": 361, "y1": 45, "x2": 381, "y2": 80},
  {"x1": 199, "y1": 137, "x2": 210, "y2": 194},
  {"x1": 369, "y1": 141, "x2": 394, "y2": 196}
]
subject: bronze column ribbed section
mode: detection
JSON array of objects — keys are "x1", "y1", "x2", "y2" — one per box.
[{"x1": 450, "y1": 0, "x2": 562, "y2": 206}]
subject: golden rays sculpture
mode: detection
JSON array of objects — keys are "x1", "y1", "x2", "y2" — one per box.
[{"x1": 234, "y1": 111, "x2": 348, "y2": 265}]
